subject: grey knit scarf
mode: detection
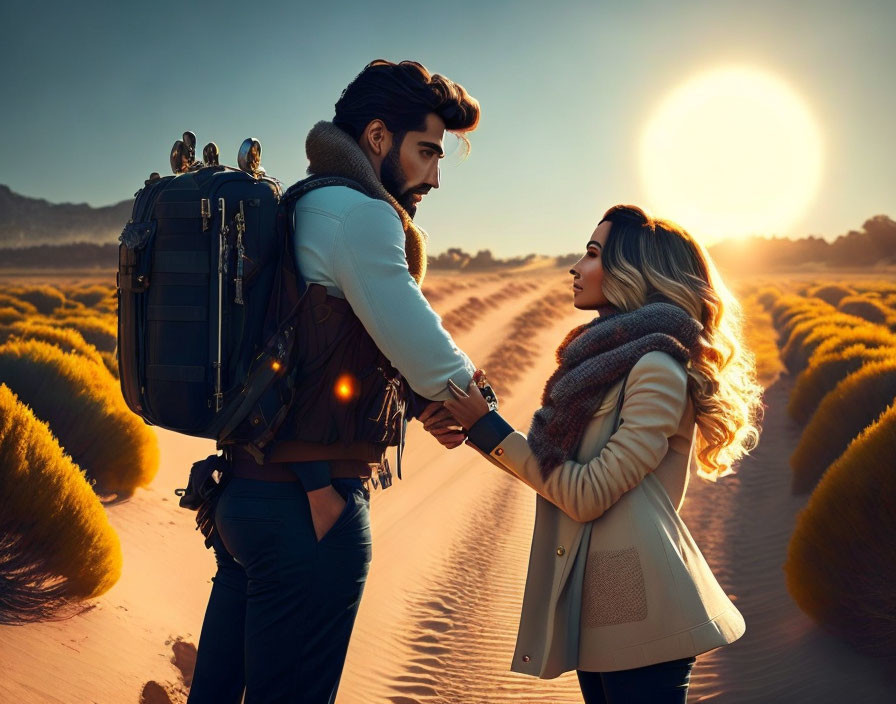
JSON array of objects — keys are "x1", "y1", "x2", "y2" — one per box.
[
  {"x1": 304, "y1": 121, "x2": 428, "y2": 284},
  {"x1": 528, "y1": 301, "x2": 703, "y2": 479}
]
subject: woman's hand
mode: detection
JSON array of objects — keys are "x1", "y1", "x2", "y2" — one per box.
[
  {"x1": 444, "y1": 378, "x2": 491, "y2": 430},
  {"x1": 419, "y1": 400, "x2": 467, "y2": 450}
]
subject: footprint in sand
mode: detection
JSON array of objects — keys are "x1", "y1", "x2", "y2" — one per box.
[
  {"x1": 140, "y1": 681, "x2": 175, "y2": 704},
  {"x1": 140, "y1": 637, "x2": 197, "y2": 703},
  {"x1": 170, "y1": 637, "x2": 197, "y2": 688}
]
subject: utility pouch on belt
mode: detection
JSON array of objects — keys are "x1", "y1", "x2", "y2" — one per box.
[{"x1": 175, "y1": 452, "x2": 232, "y2": 549}]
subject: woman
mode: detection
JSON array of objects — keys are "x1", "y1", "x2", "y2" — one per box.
[{"x1": 436, "y1": 204, "x2": 763, "y2": 704}]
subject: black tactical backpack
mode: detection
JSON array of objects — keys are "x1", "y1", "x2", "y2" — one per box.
[{"x1": 116, "y1": 132, "x2": 366, "y2": 462}]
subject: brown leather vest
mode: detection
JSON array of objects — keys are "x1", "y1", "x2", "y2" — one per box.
[{"x1": 264, "y1": 283, "x2": 409, "y2": 462}]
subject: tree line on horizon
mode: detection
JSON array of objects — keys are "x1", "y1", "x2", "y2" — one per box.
[{"x1": 0, "y1": 215, "x2": 893, "y2": 271}]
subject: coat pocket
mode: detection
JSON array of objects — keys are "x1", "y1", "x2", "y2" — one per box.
[{"x1": 581, "y1": 547, "x2": 648, "y2": 627}]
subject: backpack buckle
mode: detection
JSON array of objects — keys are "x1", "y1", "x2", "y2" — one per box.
[
  {"x1": 201, "y1": 198, "x2": 211, "y2": 231},
  {"x1": 370, "y1": 458, "x2": 393, "y2": 491}
]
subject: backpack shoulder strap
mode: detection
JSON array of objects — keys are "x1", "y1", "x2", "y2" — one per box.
[{"x1": 280, "y1": 175, "x2": 371, "y2": 211}]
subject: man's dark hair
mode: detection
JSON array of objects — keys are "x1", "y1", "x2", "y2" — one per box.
[{"x1": 334, "y1": 60, "x2": 480, "y2": 148}]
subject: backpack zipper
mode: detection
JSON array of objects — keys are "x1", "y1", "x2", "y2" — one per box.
[{"x1": 234, "y1": 200, "x2": 246, "y2": 305}]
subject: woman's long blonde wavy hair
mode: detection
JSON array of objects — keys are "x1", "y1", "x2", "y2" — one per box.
[{"x1": 598, "y1": 205, "x2": 763, "y2": 480}]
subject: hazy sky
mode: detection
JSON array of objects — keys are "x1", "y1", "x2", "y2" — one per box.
[{"x1": 1, "y1": 0, "x2": 893, "y2": 256}]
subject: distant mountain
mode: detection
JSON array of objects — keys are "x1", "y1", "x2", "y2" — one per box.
[{"x1": 0, "y1": 185, "x2": 132, "y2": 248}]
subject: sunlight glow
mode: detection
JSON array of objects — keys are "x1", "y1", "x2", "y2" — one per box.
[{"x1": 640, "y1": 66, "x2": 824, "y2": 242}]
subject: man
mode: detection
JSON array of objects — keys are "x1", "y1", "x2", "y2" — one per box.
[{"x1": 188, "y1": 60, "x2": 478, "y2": 704}]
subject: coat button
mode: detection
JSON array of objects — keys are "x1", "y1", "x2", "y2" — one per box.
[
  {"x1": 556, "y1": 546, "x2": 565, "y2": 556},
  {"x1": 495, "y1": 447, "x2": 504, "y2": 456},
  {"x1": 522, "y1": 655, "x2": 530, "y2": 663}
]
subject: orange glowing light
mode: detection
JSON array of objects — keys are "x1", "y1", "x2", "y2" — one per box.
[
  {"x1": 334, "y1": 373, "x2": 356, "y2": 401},
  {"x1": 271, "y1": 361, "x2": 281, "y2": 371}
]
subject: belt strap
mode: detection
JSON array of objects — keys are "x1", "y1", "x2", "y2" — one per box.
[
  {"x1": 265, "y1": 440, "x2": 387, "y2": 464},
  {"x1": 230, "y1": 458, "x2": 375, "y2": 482},
  {"x1": 231, "y1": 462, "x2": 298, "y2": 482}
]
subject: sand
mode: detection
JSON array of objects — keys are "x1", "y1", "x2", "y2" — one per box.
[{"x1": 1, "y1": 266, "x2": 894, "y2": 703}]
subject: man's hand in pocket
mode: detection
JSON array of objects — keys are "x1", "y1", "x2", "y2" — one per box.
[{"x1": 306, "y1": 485, "x2": 347, "y2": 541}]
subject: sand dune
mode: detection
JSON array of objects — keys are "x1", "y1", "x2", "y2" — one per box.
[{"x1": 2, "y1": 267, "x2": 895, "y2": 703}]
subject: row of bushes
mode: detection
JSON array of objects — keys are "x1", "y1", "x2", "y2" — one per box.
[
  {"x1": 0, "y1": 383, "x2": 122, "y2": 623},
  {"x1": 756, "y1": 283, "x2": 896, "y2": 657},
  {"x1": 0, "y1": 337, "x2": 157, "y2": 497},
  {"x1": 0, "y1": 284, "x2": 119, "y2": 375},
  {"x1": 0, "y1": 281, "x2": 148, "y2": 622},
  {"x1": 784, "y1": 400, "x2": 896, "y2": 657},
  {"x1": 739, "y1": 292, "x2": 785, "y2": 388},
  {"x1": 1, "y1": 282, "x2": 116, "y2": 316},
  {"x1": 765, "y1": 292, "x2": 896, "y2": 492},
  {"x1": 803, "y1": 282, "x2": 896, "y2": 329}
]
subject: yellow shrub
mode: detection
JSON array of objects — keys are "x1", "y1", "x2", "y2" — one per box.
[
  {"x1": 57, "y1": 300, "x2": 91, "y2": 315},
  {"x1": 790, "y1": 359, "x2": 896, "y2": 493},
  {"x1": 0, "y1": 293, "x2": 38, "y2": 316},
  {"x1": 0, "y1": 339, "x2": 158, "y2": 498},
  {"x1": 94, "y1": 294, "x2": 118, "y2": 316},
  {"x1": 99, "y1": 350, "x2": 119, "y2": 379},
  {"x1": 742, "y1": 295, "x2": 784, "y2": 387},
  {"x1": 44, "y1": 314, "x2": 116, "y2": 352},
  {"x1": 837, "y1": 295, "x2": 890, "y2": 325},
  {"x1": 788, "y1": 345, "x2": 895, "y2": 424},
  {"x1": 0, "y1": 320, "x2": 105, "y2": 367},
  {"x1": 0, "y1": 384, "x2": 122, "y2": 622},
  {"x1": 66, "y1": 284, "x2": 115, "y2": 309},
  {"x1": 852, "y1": 281, "x2": 896, "y2": 297},
  {"x1": 755, "y1": 286, "x2": 782, "y2": 309},
  {"x1": 785, "y1": 402, "x2": 896, "y2": 657},
  {"x1": 0, "y1": 307, "x2": 24, "y2": 325},
  {"x1": 770, "y1": 296, "x2": 834, "y2": 336},
  {"x1": 809, "y1": 326, "x2": 896, "y2": 362},
  {"x1": 6, "y1": 285, "x2": 66, "y2": 315},
  {"x1": 781, "y1": 315, "x2": 867, "y2": 374},
  {"x1": 808, "y1": 283, "x2": 855, "y2": 306}
]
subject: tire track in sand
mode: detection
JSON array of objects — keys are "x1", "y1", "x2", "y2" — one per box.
[{"x1": 374, "y1": 286, "x2": 589, "y2": 704}]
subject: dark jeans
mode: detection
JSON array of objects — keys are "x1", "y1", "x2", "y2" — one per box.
[
  {"x1": 577, "y1": 655, "x2": 697, "y2": 704},
  {"x1": 187, "y1": 476, "x2": 372, "y2": 704}
]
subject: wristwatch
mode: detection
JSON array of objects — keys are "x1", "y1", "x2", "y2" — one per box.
[{"x1": 473, "y1": 369, "x2": 499, "y2": 412}]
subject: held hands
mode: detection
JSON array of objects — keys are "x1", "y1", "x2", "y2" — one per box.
[
  {"x1": 418, "y1": 400, "x2": 467, "y2": 449},
  {"x1": 417, "y1": 379, "x2": 492, "y2": 450},
  {"x1": 444, "y1": 378, "x2": 491, "y2": 431}
]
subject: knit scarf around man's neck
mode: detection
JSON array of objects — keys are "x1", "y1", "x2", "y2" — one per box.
[
  {"x1": 304, "y1": 121, "x2": 428, "y2": 284},
  {"x1": 527, "y1": 301, "x2": 703, "y2": 479}
]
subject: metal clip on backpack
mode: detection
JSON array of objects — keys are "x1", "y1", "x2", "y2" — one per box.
[{"x1": 117, "y1": 131, "x2": 367, "y2": 462}]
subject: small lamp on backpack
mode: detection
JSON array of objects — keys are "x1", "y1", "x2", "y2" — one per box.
[
  {"x1": 203, "y1": 142, "x2": 219, "y2": 167},
  {"x1": 238, "y1": 138, "x2": 266, "y2": 177},
  {"x1": 170, "y1": 131, "x2": 203, "y2": 174}
]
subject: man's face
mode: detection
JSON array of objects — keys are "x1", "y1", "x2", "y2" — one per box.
[{"x1": 380, "y1": 112, "x2": 445, "y2": 217}]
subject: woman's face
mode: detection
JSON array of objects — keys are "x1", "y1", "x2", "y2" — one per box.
[{"x1": 570, "y1": 220, "x2": 612, "y2": 309}]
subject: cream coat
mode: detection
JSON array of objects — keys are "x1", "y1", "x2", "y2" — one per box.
[{"x1": 472, "y1": 350, "x2": 745, "y2": 677}]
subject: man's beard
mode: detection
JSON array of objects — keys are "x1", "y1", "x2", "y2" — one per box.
[{"x1": 381, "y1": 142, "x2": 420, "y2": 219}]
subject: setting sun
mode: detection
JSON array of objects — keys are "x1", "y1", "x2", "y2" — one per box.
[{"x1": 640, "y1": 66, "x2": 824, "y2": 243}]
